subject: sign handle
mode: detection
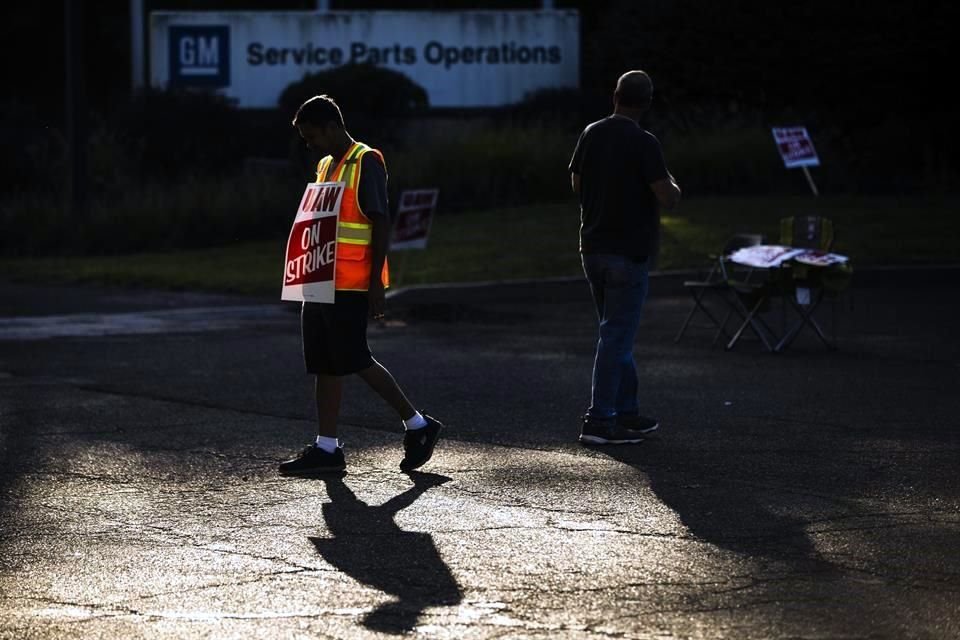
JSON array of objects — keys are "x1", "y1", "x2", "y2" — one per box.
[
  {"x1": 392, "y1": 250, "x2": 410, "y2": 288},
  {"x1": 802, "y1": 166, "x2": 819, "y2": 196}
]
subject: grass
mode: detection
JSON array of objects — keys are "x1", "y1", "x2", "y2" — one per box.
[
  {"x1": 2, "y1": 195, "x2": 957, "y2": 296},
  {"x1": 0, "y1": 242, "x2": 288, "y2": 296}
]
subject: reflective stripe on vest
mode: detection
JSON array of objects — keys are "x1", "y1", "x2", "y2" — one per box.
[
  {"x1": 337, "y1": 221, "x2": 373, "y2": 245},
  {"x1": 315, "y1": 142, "x2": 389, "y2": 291}
]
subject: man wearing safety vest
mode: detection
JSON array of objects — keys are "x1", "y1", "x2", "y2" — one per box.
[{"x1": 279, "y1": 94, "x2": 443, "y2": 475}]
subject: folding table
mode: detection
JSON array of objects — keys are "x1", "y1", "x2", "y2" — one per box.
[{"x1": 725, "y1": 245, "x2": 849, "y2": 352}]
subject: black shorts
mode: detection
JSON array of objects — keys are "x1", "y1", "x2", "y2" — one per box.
[{"x1": 301, "y1": 293, "x2": 373, "y2": 375}]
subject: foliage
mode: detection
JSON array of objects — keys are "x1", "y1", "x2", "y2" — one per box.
[
  {"x1": 4, "y1": 196, "x2": 959, "y2": 294},
  {"x1": 0, "y1": 174, "x2": 296, "y2": 258},
  {"x1": 386, "y1": 123, "x2": 574, "y2": 212},
  {"x1": 109, "y1": 89, "x2": 251, "y2": 182},
  {"x1": 1, "y1": 117, "x2": 858, "y2": 259},
  {"x1": 278, "y1": 63, "x2": 429, "y2": 145},
  {"x1": 505, "y1": 87, "x2": 610, "y2": 128},
  {"x1": 0, "y1": 101, "x2": 66, "y2": 197},
  {"x1": 279, "y1": 62, "x2": 428, "y2": 116}
]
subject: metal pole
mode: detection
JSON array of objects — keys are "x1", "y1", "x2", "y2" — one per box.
[
  {"x1": 801, "y1": 166, "x2": 819, "y2": 196},
  {"x1": 130, "y1": 0, "x2": 144, "y2": 91},
  {"x1": 65, "y1": 0, "x2": 87, "y2": 222}
]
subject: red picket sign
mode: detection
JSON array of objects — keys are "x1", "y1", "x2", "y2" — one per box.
[
  {"x1": 391, "y1": 189, "x2": 439, "y2": 251},
  {"x1": 281, "y1": 182, "x2": 344, "y2": 303}
]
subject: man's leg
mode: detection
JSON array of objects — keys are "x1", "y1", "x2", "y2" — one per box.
[
  {"x1": 278, "y1": 304, "x2": 348, "y2": 475},
  {"x1": 278, "y1": 373, "x2": 347, "y2": 475},
  {"x1": 315, "y1": 373, "x2": 343, "y2": 437},
  {"x1": 584, "y1": 255, "x2": 647, "y2": 419},
  {"x1": 357, "y1": 358, "x2": 443, "y2": 471},
  {"x1": 580, "y1": 254, "x2": 649, "y2": 444},
  {"x1": 583, "y1": 254, "x2": 615, "y2": 421},
  {"x1": 591, "y1": 287, "x2": 643, "y2": 419},
  {"x1": 615, "y1": 358, "x2": 640, "y2": 416},
  {"x1": 614, "y1": 262, "x2": 648, "y2": 416},
  {"x1": 357, "y1": 358, "x2": 416, "y2": 421},
  {"x1": 611, "y1": 265, "x2": 659, "y2": 433}
]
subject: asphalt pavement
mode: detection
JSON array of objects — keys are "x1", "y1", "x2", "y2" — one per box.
[{"x1": 1, "y1": 268, "x2": 958, "y2": 639}]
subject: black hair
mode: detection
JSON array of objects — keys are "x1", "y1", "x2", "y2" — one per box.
[
  {"x1": 292, "y1": 94, "x2": 345, "y2": 129},
  {"x1": 614, "y1": 71, "x2": 653, "y2": 109}
]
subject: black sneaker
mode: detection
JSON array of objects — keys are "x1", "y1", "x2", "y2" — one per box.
[
  {"x1": 579, "y1": 417, "x2": 646, "y2": 445},
  {"x1": 616, "y1": 413, "x2": 660, "y2": 434},
  {"x1": 278, "y1": 445, "x2": 346, "y2": 475},
  {"x1": 400, "y1": 415, "x2": 443, "y2": 471}
]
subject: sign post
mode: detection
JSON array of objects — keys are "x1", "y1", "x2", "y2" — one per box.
[
  {"x1": 772, "y1": 126, "x2": 820, "y2": 196},
  {"x1": 281, "y1": 182, "x2": 344, "y2": 303}
]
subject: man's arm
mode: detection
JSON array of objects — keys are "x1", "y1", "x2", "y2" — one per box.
[
  {"x1": 367, "y1": 208, "x2": 389, "y2": 319},
  {"x1": 569, "y1": 128, "x2": 585, "y2": 196},
  {"x1": 651, "y1": 174, "x2": 681, "y2": 211},
  {"x1": 358, "y1": 153, "x2": 390, "y2": 319}
]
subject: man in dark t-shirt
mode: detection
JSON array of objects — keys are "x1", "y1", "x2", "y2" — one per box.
[{"x1": 568, "y1": 70, "x2": 681, "y2": 445}]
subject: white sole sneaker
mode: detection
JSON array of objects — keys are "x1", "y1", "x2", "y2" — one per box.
[{"x1": 579, "y1": 434, "x2": 644, "y2": 445}]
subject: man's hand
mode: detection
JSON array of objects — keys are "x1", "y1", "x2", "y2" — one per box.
[
  {"x1": 651, "y1": 174, "x2": 681, "y2": 211},
  {"x1": 369, "y1": 280, "x2": 386, "y2": 321}
]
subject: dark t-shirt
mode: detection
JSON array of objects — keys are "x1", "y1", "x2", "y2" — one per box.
[
  {"x1": 568, "y1": 115, "x2": 669, "y2": 258},
  {"x1": 357, "y1": 151, "x2": 389, "y2": 222}
]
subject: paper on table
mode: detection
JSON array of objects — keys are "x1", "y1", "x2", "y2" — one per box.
[
  {"x1": 792, "y1": 250, "x2": 849, "y2": 267},
  {"x1": 728, "y1": 245, "x2": 805, "y2": 268}
]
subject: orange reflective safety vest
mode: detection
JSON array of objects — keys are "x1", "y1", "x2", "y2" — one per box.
[{"x1": 315, "y1": 142, "x2": 390, "y2": 291}]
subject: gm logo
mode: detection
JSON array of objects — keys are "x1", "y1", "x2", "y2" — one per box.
[{"x1": 169, "y1": 26, "x2": 230, "y2": 88}]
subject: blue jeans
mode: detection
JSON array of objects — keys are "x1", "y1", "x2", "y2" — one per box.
[{"x1": 582, "y1": 253, "x2": 649, "y2": 422}]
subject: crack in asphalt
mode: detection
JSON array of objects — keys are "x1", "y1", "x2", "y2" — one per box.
[
  {"x1": 4, "y1": 595, "x2": 360, "y2": 634},
  {"x1": 820, "y1": 556, "x2": 960, "y2": 591}
]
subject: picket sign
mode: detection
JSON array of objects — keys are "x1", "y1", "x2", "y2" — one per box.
[
  {"x1": 391, "y1": 189, "x2": 439, "y2": 251},
  {"x1": 772, "y1": 126, "x2": 820, "y2": 196},
  {"x1": 280, "y1": 182, "x2": 345, "y2": 303}
]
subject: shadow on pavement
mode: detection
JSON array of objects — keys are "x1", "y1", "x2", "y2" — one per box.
[
  {"x1": 309, "y1": 471, "x2": 461, "y2": 635},
  {"x1": 593, "y1": 440, "x2": 836, "y2": 570}
]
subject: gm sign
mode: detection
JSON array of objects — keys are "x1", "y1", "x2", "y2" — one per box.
[
  {"x1": 151, "y1": 12, "x2": 579, "y2": 107},
  {"x1": 169, "y1": 26, "x2": 230, "y2": 87}
]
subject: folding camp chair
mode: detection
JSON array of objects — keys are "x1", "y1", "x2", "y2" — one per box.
[
  {"x1": 780, "y1": 214, "x2": 834, "y2": 252},
  {"x1": 774, "y1": 215, "x2": 851, "y2": 351},
  {"x1": 724, "y1": 270, "x2": 786, "y2": 352},
  {"x1": 674, "y1": 233, "x2": 765, "y2": 345}
]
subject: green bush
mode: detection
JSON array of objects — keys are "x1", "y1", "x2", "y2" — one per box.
[
  {"x1": 504, "y1": 87, "x2": 609, "y2": 128},
  {"x1": 11, "y1": 78, "x2": 953, "y2": 259},
  {"x1": 386, "y1": 123, "x2": 573, "y2": 211},
  {"x1": 110, "y1": 89, "x2": 252, "y2": 182},
  {"x1": 665, "y1": 126, "x2": 794, "y2": 195},
  {"x1": 0, "y1": 100, "x2": 66, "y2": 196},
  {"x1": 278, "y1": 63, "x2": 428, "y2": 146}
]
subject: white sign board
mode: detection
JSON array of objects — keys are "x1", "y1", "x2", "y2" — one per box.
[
  {"x1": 772, "y1": 127, "x2": 820, "y2": 168},
  {"x1": 281, "y1": 182, "x2": 344, "y2": 303},
  {"x1": 150, "y1": 11, "x2": 580, "y2": 108}
]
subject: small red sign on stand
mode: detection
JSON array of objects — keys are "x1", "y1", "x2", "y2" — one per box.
[
  {"x1": 281, "y1": 182, "x2": 344, "y2": 303},
  {"x1": 772, "y1": 127, "x2": 820, "y2": 168},
  {"x1": 772, "y1": 126, "x2": 821, "y2": 195},
  {"x1": 391, "y1": 189, "x2": 439, "y2": 251}
]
